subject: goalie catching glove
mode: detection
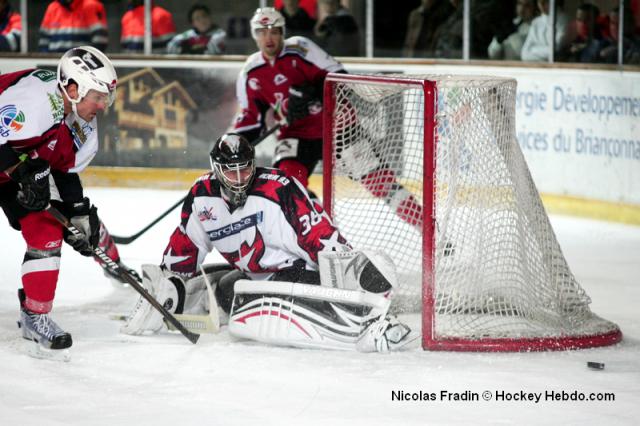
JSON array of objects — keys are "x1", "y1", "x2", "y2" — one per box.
[
  {"x1": 287, "y1": 83, "x2": 321, "y2": 124},
  {"x1": 62, "y1": 198, "x2": 100, "y2": 256}
]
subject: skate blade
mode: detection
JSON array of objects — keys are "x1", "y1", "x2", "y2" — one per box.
[{"x1": 25, "y1": 340, "x2": 71, "y2": 362}]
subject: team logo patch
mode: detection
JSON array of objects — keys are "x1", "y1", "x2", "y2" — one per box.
[
  {"x1": 198, "y1": 207, "x2": 217, "y2": 222},
  {"x1": 207, "y1": 212, "x2": 263, "y2": 241},
  {"x1": 248, "y1": 78, "x2": 260, "y2": 91},
  {"x1": 274, "y1": 74, "x2": 288, "y2": 85},
  {"x1": 0, "y1": 105, "x2": 25, "y2": 137}
]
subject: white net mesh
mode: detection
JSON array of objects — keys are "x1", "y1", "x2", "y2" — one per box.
[{"x1": 326, "y1": 74, "x2": 620, "y2": 347}]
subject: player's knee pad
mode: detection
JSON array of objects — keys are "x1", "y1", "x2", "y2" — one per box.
[
  {"x1": 228, "y1": 280, "x2": 391, "y2": 351},
  {"x1": 336, "y1": 139, "x2": 381, "y2": 180}
]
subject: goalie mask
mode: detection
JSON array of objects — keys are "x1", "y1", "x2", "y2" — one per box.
[
  {"x1": 57, "y1": 46, "x2": 117, "y2": 108},
  {"x1": 210, "y1": 133, "x2": 256, "y2": 207}
]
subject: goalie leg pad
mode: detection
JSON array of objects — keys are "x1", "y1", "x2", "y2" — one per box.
[
  {"x1": 318, "y1": 250, "x2": 397, "y2": 295},
  {"x1": 229, "y1": 280, "x2": 397, "y2": 351},
  {"x1": 120, "y1": 265, "x2": 185, "y2": 335}
]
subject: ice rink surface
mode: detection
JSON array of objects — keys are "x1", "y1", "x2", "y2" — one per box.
[{"x1": 1, "y1": 187, "x2": 639, "y2": 426}]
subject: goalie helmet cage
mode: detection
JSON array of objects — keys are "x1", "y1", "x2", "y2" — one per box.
[{"x1": 322, "y1": 73, "x2": 622, "y2": 352}]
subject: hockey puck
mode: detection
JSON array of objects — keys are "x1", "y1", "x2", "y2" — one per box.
[{"x1": 587, "y1": 362, "x2": 605, "y2": 370}]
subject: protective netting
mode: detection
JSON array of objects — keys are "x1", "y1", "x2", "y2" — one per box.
[{"x1": 325, "y1": 74, "x2": 620, "y2": 348}]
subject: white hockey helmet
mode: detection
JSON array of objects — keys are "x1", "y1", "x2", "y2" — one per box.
[
  {"x1": 57, "y1": 46, "x2": 117, "y2": 106},
  {"x1": 250, "y1": 7, "x2": 286, "y2": 39}
]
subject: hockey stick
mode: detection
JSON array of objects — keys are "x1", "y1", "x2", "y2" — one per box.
[
  {"x1": 111, "y1": 195, "x2": 186, "y2": 244},
  {"x1": 110, "y1": 124, "x2": 282, "y2": 245},
  {"x1": 46, "y1": 206, "x2": 200, "y2": 344},
  {"x1": 250, "y1": 123, "x2": 281, "y2": 147}
]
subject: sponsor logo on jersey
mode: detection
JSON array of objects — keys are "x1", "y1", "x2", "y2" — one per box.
[
  {"x1": 273, "y1": 73, "x2": 288, "y2": 85},
  {"x1": 47, "y1": 93, "x2": 64, "y2": 122},
  {"x1": 0, "y1": 105, "x2": 25, "y2": 137},
  {"x1": 70, "y1": 120, "x2": 94, "y2": 150},
  {"x1": 32, "y1": 69, "x2": 56, "y2": 82},
  {"x1": 198, "y1": 207, "x2": 217, "y2": 222},
  {"x1": 207, "y1": 211, "x2": 263, "y2": 241},
  {"x1": 47, "y1": 140, "x2": 57, "y2": 150}
]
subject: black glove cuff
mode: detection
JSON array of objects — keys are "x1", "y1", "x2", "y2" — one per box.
[
  {"x1": 0, "y1": 143, "x2": 21, "y2": 173},
  {"x1": 64, "y1": 197, "x2": 91, "y2": 217}
]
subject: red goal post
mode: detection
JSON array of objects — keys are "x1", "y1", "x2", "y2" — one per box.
[{"x1": 322, "y1": 73, "x2": 622, "y2": 352}]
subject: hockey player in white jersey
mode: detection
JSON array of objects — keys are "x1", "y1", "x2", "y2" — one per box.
[
  {"x1": 122, "y1": 133, "x2": 415, "y2": 352},
  {"x1": 0, "y1": 47, "x2": 135, "y2": 360}
]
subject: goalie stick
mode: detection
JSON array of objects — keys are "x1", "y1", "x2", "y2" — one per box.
[
  {"x1": 110, "y1": 124, "x2": 282, "y2": 245},
  {"x1": 165, "y1": 264, "x2": 220, "y2": 334},
  {"x1": 46, "y1": 206, "x2": 200, "y2": 344},
  {"x1": 111, "y1": 265, "x2": 222, "y2": 335}
]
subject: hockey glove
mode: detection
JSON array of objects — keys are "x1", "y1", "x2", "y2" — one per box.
[
  {"x1": 63, "y1": 198, "x2": 100, "y2": 256},
  {"x1": 9, "y1": 158, "x2": 51, "y2": 211},
  {"x1": 287, "y1": 83, "x2": 321, "y2": 124}
]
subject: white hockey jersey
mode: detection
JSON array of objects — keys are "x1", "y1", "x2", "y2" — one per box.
[
  {"x1": 161, "y1": 167, "x2": 349, "y2": 280},
  {"x1": 0, "y1": 68, "x2": 98, "y2": 186}
]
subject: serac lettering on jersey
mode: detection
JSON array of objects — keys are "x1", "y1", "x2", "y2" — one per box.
[{"x1": 207, "y1": 212, "x2": 264, "y2": 241}]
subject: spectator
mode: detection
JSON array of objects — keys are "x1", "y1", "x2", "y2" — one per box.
[
  {"x1": 403, "y1": 0, "x2": 456, "y2": 58},
  {"x1": 278, "y1": 0, "x2": 316, "y2": 38},
  {"x1": 0, "y1": 0, "x2": 20, "y2": 52},
  {"x1": 599, "y1": 6, "x2": 640, "y2": 64},
  {"x1": 167, "y1": 4, "x2": 226, "y2": 55},
  {"x1": 275, "y1": 0, "x2": 317, "y2": 20},
  {"x1": 38, "y1": 0, "x2": 108, "y2": 52},
  {"x1": 314, "y1": 0, "x2": 360, "y2": 56},
  {"x1": 564, "y1": 3, "x2": 604, "y2": 63},
  {"x1": 521, "y1": 0, "x2": 572, "y2": 61},
  {"x1": 488, "y1": 0, "x2": 537, "y2": 60},
  {"x1": 434, "y1": 0, "x2": 463, "y2": 58},
  {"x1": 121, "y1": 0, "x2": 176, "y2": 53}
]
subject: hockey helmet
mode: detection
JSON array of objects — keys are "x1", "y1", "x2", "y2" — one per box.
[
  {"x1": 250, "y1": 7, "x2": 286, "y2": 39},
  {"x1": 57, "y1": 46, "x2": 117, "y2": 107},
  {"x1": 210, "y1": 133, "x2": 256, "y2": 206}
]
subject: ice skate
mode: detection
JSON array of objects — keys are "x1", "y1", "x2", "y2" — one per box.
[
  {"x1": 17, "y1": 291, "x2": 72, "y2": 362},
  {"x1": 356, "y1": 316, "x2": 419, "y2": 353}
]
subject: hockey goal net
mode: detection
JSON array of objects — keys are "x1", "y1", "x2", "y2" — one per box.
[{"x1": 322, "y1": 73, "x2": 622, "y2": 351}]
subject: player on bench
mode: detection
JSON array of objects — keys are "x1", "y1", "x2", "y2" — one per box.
[{"x1": 120, "y1": 133, "x2": 414, "y2": 352}]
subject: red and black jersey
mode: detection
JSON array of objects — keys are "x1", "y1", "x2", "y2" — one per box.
[
  {"x1": 233, "y1": 36, "x2": 344, "y2": 141},
  {"x1": 162, "y1": 167, "x2": 349, "y2": 279}
]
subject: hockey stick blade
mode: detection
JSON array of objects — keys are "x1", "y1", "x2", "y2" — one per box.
[
  {"x1": 111, "y1": 312, "x2": 218, "y2": 335},
  {"x1": 47, "y1": 206, "x2": 199, "y2": 344},
  {"x1": 111, "y1": 195, "x2": 187, "y2": 245}
]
